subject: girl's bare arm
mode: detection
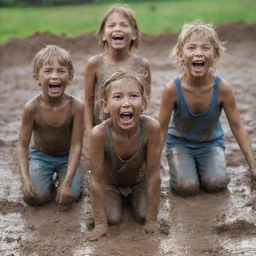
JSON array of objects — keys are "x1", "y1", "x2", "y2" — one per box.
[
  {"x1": 221, "y1": 80, "x2": 256, "y2": 182},
  {"x1": 144, "y1": 118, "x2": 161, "y2": 232},
  {"x1": 83, "y1": 56, "x2": 99, "y2": 156},
  {"x1": 158, "y1": 81, "x2": 177, "y2": 149},
  {"x1": 89, "y1": 125, "x2": 108, "y2": 240}
]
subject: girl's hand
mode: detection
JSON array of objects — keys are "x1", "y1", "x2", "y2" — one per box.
[
  {"x1": 89, "y1": 223, "x2": 108, "y2": 241},
  {"x1": 143, "y1": 221, "x2": 159, "y2": 234}
]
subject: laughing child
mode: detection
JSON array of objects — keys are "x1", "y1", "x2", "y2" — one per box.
[
  {"x1": 158, "y1": 21, "x2": 256, "y2": 196},
  {"x1": 17, "y1": 45, "x2": 84, "y2": 206},
  {"x1": 89, "y1": 69, "x2": 160, "y2": 240},
  {"x1": 83, "y1": 6, "x2": 151, "y2": 156}
]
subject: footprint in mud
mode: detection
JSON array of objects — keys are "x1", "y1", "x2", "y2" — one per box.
[{"x1": 214, "y1": 219, "x2": 256, "y2": 238}]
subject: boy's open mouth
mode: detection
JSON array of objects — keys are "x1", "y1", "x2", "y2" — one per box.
[
  {"x1": 192, "y1": 61, "x2": 205, "y2": 72},
  {"x1": 120, "y1": 112, "x2": 133, "y2": 122},
  {"x1": 112, "y1": 35, "x2": 124, "y2": 42},
  {"x1": 49, "y1": 84, "x2": 61, "y2": 88}
]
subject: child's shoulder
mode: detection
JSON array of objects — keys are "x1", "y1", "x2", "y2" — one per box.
[
  {"x1": 86, "y1": 54, "x2": 103, "y2": 68},
  {"x1": 132, "y1": 53, "x2": 150, "y2": 68},
  {"x1": 23, "y1": 94, "x2": 41, "y2": 114},
  {"x1": 164, "y1": 78, "x2": 178, "y2": 94},
  {"x1": 91, "y1": 121, "x2": 106, "y2": 143},
  {"x1": 67, "y1": 95, "x2": 84, "y2": 113},
  {"x1": 141, "y1": 115, "x2": 160, "y2": 132},
  {"x1": 217, "y1": 76, "x2": 233, "y2": 95}
]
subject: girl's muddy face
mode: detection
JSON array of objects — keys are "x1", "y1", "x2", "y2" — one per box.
[
  {"x1": 36, "y1": 57, "x2": 71, "y2": 98},
  {"x1": 181, "y1": 36, "x2": 215, "y2": 77},
  {"x1": 104, "y1": 79, "x2": 143, "y2": 130},
  {"x1": 103, "y1": 12, "x2": 136, "y2": 50}
]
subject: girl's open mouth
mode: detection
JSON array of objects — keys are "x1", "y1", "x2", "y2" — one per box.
[{"x1": 120, "y1": 112, "x2": 133, "y2": 122}]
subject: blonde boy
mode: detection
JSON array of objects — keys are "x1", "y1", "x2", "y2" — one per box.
[{"x1": 17, "y1": 45, "x2": 84, "y2": 205}]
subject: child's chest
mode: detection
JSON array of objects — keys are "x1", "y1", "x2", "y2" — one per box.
[
  {"x1": 36, "y1": 103, "x2": 71, "y2": 128},
  {"x1": 182, "y1": 86, "x2": 214, "y2": 114},
  {"x1": 112, "y1": 133, "x2": 142, "y2": 161}
]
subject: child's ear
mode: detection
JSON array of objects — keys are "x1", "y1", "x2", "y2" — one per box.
[
  {"x1": 34, "y1": 75, "x2": 41, "y2": 86},
  {"x1": 102, "y1": 100, "x2": 109, "y2": 114},
  {"x1": 131, "y1": 32, "x2": 137, "y2": 41}
]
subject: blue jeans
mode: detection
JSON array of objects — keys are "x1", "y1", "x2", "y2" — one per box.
[
  {"x1": 166, "y1": 144, "x2": 230, "y2": 195},
  {"x1": 29, "y1": 147, "x2": 81, "y2": 199}
]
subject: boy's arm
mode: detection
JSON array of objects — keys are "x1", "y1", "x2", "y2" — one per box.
[
  {"x1": 89, "y1": 125, "x2": 108, "y2": 240},
  {"x1": 17, "y1": 101, "x2": 37, "y2": 198},
  {"x1": 83, "y1": 56, "x2": 98, "y2": 157},
  {"x1": 141, "y1": 57, "x2": 151, "y2": 97},
  {"x1": 144, "y1": 118, "x2": 161, "y2": 233},
  {"x1": 158, "y1": 81, "x2": 176, "y2": 150},
  {"x1": 56, "y1": 100, "x2": 84, "y2": 204},
  {"x1": 222, "y1": 80, "x2": 256, "y2": 184}
]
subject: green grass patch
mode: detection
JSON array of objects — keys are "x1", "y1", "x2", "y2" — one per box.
[{"x1": 0, "y1": 0, "x2": 256, "y2": 43}]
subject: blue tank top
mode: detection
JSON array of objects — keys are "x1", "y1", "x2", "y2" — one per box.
[{"x1": 167, "y1": 76, "x2": 224, "y2": 148}]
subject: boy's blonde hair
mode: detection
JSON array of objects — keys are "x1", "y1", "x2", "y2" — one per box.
[
  {"x1": 97, "y1": 6, "x2": 140, "y2": 50},
  {"x1": 171, "y1": 20, "x2": 226, "y2": 72},
  {"x1": 33, "y1": 44, "x2": 74, "y2": 79},
  {"x1": 100, "y1": 68, "x2": 148, "y2": 109}
]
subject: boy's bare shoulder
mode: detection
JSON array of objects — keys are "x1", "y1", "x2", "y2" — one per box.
[
  {"x1": 70, "y1": 96, "x2": 84, "y2": 112},
  {"x1": 22, "y1": 95, "x2": 40, "y2": 115}
]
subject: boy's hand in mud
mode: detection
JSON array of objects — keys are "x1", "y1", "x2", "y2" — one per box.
[
  {"x1": 89, "y1": 224, "x2": 108, "y2": 241},
  {"x1": 22, "y1": 179, "x2": 37, "y2": 199},
  {"x1": 143, "y1": 221, "x2": 159, "y2": 234},
  {"x1": 56, "y1": 183, "x2": 73, "y2": 205}
]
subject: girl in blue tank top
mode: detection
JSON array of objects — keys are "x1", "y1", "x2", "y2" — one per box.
[{"x1": 158, "y1": 21, "x2": 256, "y2": 196}]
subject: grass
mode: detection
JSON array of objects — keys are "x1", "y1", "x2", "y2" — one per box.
[{"x1": 0, "y1": 0, "x2": 256, "y2": 43}]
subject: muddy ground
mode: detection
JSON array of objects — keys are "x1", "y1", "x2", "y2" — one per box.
[{"x1": 0, "y1": 21, "x2": 256, "y2": 256}]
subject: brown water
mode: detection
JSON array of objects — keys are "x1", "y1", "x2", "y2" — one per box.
[{"x1": 0, "y1": 22, "x2": 256, "y2": 255}]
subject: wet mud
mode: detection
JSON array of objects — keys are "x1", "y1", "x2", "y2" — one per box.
[{"x1": 0, "y1": 21, "x2": 256, "y2": 255}]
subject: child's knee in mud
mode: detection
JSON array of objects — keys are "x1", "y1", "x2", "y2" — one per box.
[
  {"x1": 173, "y1": 178, "x2": 200, "y2": 196},
  {"x1": 107, "y1": 211, "x2": 122, "y2": 226},
  {"x1": 23, "y1": 194, "x2": 53, "y2": 206},
  {"x1": 202, "y1": 175, "x2": 230, "y2": 193}
]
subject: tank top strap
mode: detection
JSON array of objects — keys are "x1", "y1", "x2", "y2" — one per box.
[
  {"x1": 174, "y1": 77, "x2": 186, "y2": 105},
  {"x1": 138, "y1": 116, "x2": 147, "y2": 147},
  {"x1": 104, "y1": 121, "x2": 114, "y2": 153},
  {"x1": 211, "y1": 75, "x2": 222, "y2": 105}
]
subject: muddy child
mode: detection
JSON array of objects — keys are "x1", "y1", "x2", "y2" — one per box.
[
  {"x1": 89, "y1": 69, "x2": 161, "y2": 240},
  {"x1": 158, "y1": 21, "x2": 256, "y2": 196},
  {"x1": 83, "y1": 5, "x2": 151, "y2": 155},
  {"x1": 17, "y1": 45, "x2": 84, "y2": 206}
]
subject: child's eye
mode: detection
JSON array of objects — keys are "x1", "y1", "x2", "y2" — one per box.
[
  {"x1": 113, "y1": 95, "x2": 121, "y2": 99},
  {"x1": 131, "y1": 94, "x2": 139, "y2": 98}
]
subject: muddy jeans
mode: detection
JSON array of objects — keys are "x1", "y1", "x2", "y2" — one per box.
[
  {"x1": 29, "y1": 147, "x2": 81, "y2": 199},
  {"x1": 166, "y1": 144, "x2": 230, "y2": 195}
]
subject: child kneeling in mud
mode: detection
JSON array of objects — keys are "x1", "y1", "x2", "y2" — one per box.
[
  {"x1": 17, "y1": 45, "x2": 84, "y2": 206},
  {"x1": 158, "y1": 21, "x2": 256, "y2": 196},
  {"x1": 89, "y1": 69, "x2": 161, "y2": 240}
]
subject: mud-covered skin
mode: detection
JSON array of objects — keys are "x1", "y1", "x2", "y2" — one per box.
[{"x1": 0, "y1": 22, "x2": 256, "y2": 255}]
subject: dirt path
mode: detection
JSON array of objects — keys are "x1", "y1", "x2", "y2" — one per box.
[{"x1": 0, "y1": 22, "x2": 256, "y2": 255}]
